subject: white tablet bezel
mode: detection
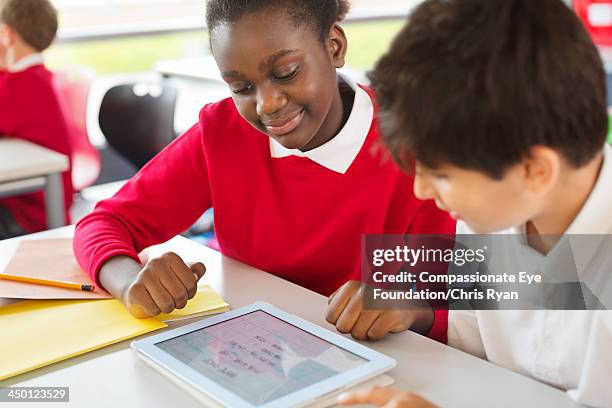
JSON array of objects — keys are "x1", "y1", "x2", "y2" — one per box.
[{"x1": 131, "y1": 301, "x2": 396, "y2": 408}]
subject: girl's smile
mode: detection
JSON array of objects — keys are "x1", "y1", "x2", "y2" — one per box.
[{"x1": 260, "y1": 108, "x2": 305, "y2": 136}]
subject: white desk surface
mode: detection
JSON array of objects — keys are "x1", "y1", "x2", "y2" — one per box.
[
  {"x1": 0, "y1": 227, "x2": 579, "y2": 408},
  {"x1": 155, "y1": 55, "x2": 223, "y2": 82},
  {"x1": 0, "y1": 139, "x2": 69, "y2": 183}
]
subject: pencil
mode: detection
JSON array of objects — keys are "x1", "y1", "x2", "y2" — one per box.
[{"x1": 0, "y1": 273, "x2": 95, "y2": 292}]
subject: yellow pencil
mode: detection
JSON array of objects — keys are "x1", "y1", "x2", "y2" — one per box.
[{"x1": 0, "y1": 273, "x2": 95, "y2": 292}]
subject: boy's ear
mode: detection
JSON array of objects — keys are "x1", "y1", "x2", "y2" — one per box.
[
  {"x1": 327, "y1": 23, "x2": 348, "y2": 69},
  {"x1": 521, "y1": 146, "x2": 561, "y2": 194}
]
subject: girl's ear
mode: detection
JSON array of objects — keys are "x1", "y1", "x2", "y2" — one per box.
[{"x1": 327, "y1": 23, "x2": 348, "y2": 69}]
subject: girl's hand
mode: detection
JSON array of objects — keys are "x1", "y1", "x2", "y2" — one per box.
[
  {"x1": 99, "y1": 253, "x2": 205, "y2": 318},
  {"x1": 338, "y1": 387, "x2": 438, "y2": 408},
  {"x1": 123, "y1": 252, "x2": 205, "y2": 317}
]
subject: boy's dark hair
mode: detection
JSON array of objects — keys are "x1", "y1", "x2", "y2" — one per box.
[
  {"x1": 206, "y1": 0, "x2": 350, "y2": 42},
  {"x1": 0, "y1": 0, "x2": 58, "y2": 52},
  {"x1": 370, "y1": 0, "x2": 608, "y2": 179}
]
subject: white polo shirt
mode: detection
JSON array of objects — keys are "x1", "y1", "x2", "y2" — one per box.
[{"x1": 450, "y1": 144, "x2": 612, "y2": 407}]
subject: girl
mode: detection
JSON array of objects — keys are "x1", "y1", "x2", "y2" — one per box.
[{"x1": 73, "y1": 0, "x2": 454, "y2": 341}]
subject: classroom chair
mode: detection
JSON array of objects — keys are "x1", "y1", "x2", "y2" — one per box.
[
  {"x1": 53, "y1": 68, "x2": 102, "y2": 192},
  {"x1": 98, "y1": 81, "x2": 178, "y2": 169}
]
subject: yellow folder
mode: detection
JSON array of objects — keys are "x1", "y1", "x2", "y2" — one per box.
[
  {"x1": 159, "y1": 284, "x2": 229, "y2": 322},
  {"x1": 0, "y1": 285, "x2": 229, "y2": 381}
]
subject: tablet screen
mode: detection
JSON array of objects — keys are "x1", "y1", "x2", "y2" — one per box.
[{"x1": 155, "y1": 310, "x2": 368, "y2": 406}]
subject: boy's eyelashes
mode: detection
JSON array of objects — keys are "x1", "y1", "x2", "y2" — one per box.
[
  {"x1": 229, "y1": 65, "x2": 301, "y2": 95},
  {"x1": 416, "y1": 169, "x2": 449, "y2": 180},
  {"x1": 432, "y1": 173, "x2": 449, "y2": 180}
]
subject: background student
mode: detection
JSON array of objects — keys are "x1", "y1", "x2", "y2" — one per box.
[
  {"x1": 73, "y1": 0, "x2": 455, "y2": 343},
  {"x1": 0, "y1": 0, "x2": 74, "y2": 239},
  {"x1": 339, "y1": 0, "x2": 612, "y2": 406}
]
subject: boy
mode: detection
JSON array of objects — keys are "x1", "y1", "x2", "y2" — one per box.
[
  {"x1": 0, "y1": 0, "x2": 73, "y2": 238},
  {"x1": 338, "y1": 0, "x2": 612, "y2": 406}
]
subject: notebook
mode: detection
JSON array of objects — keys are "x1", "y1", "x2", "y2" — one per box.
[
  {"x1": 0, "y1": 239, "x2": 110, "y2": 299},
  {"x1": 0, "y1": 285, "x2": 229, "y2": 381}
]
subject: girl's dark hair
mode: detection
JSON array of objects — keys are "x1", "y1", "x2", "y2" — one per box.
[
  {"x1": 370, "y1": 0, "x2": 608, "y2": 179},
  {"x1": 206, "y1": 0, "x2": 350, "y2": 41}
]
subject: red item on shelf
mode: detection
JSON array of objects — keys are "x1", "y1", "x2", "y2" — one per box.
[{"x1": 575, "y1": 0, "x2": 612, "y2": 45}]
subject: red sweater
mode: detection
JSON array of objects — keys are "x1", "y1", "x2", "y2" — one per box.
[
  {"x1": 0, "y1": 65, "x2": 74, "y2": 232},
  {"x1": 74, "y1": 90, "x2": 454, "y2": 342}
]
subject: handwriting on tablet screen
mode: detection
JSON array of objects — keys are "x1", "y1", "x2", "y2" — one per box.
[{"x1": 156, "y1": 310, "x2": 367, "y2": 405}]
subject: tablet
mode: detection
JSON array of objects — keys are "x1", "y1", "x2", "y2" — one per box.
[{"x1": 131, "y1": 302, "x2": 396, "y2": 408}]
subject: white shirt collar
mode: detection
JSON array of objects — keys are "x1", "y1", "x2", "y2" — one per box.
[
  {"x1": 564, "y1": 143, "x2": 612, "y2": 234},
  {"x1": 9, "y1": 53, "x2": 44, "y2": 73},
  {"x1": 269, "y1": 72, "x2": 374, "y2": 174},
  {"x1": 563, "y1": 144, "x2": 612, "y2": 272}
]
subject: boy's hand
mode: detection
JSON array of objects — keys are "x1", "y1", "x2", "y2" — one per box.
[
  {"x1": 325, "y1": 280, "x2": 434, "y2": 340},
  {"x1": 121, "y1": 252, "x2": 205, "y2": 318},
  {"x1": 338, "y1": 387, "x2": 438, "y2": 408}
]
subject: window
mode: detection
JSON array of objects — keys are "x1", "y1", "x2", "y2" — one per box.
[{"x1": 47, "y1": 0, "x2": 417, "y2": 74}]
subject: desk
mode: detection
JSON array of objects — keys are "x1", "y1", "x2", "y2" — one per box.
[
  {"x1": 0, "y1": 139, "x2": 69, "y2": 229},
  {"x1": 0, "y1": 227, "x2": 579, "y2": 407}
]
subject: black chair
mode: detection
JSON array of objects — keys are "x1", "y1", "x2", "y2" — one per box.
[{"x1": 99, "y1": 81, "x2": 178, "y2": 169}]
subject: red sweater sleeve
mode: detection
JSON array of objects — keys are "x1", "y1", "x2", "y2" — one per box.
[
  {"x1": 407, "y1": 199, "x2": 455, "y2": 344},
  {"x1": 427, "y1": 310, "x2": 449, "y2": 344},
  {"x1": 73, "y1": 123, "x2": 212, "y2": 286}
]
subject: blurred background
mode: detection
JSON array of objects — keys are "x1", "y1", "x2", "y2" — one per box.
[{"x1": 49, "y1": 0, "x2": 416, "y2": 74}]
